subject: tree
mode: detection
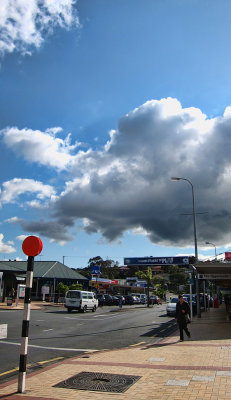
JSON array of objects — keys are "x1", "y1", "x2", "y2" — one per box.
[
  {"x1": 69, "y1": 283, "x2": 83, "y2": 290},
  {"x1": 152, "y1": 275, "x2": 168, "y2": 299},
  {"x1": 135, "y1": 266, "x2": 153, "y2": 307},
  {"x1": 56, "y1": 282, "x2": 69, "y2": 296},
  {"x1": 167, "y1": 266, "x2": 187, "y2": 293}
]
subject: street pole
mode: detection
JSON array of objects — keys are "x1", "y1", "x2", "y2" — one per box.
[
  {"x1": 171, "y1": 177, "x2": 201, "y2": 317},
  {"x1": 189, "y1": 272, "x2": 193, "y2": 320},
  {"x1": 205, "y1": 242, "x2": 217, "y2": 260}
]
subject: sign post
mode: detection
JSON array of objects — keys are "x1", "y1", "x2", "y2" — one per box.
[{"x1": 18, "y1": 236, "x2": 43, "y2": 393}]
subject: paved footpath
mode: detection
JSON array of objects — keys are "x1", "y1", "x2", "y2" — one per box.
[{"x1": 1, "y1": 303, "x2": 231, "y2": 400}]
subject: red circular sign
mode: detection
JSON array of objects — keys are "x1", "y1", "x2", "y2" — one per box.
[{"x1": 22, "y1": 236, "x2": 43, "y2": 256}]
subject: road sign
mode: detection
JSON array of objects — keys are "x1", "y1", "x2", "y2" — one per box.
[
  {"x1": 22, "y1": 236, "x2": 43, "y2": 256},
  {"x1": 199, "y1": 274, "x2": 231, "y2": 280},
  {"x1": 225, "y1": 252, "x2": 231, "y2": 260},
  {"x1": 124, "y1": 256, "x2": 189, "y2": 266},
  {"x1": 91, "y1": 265, "x2": 101, "y2": 275}
]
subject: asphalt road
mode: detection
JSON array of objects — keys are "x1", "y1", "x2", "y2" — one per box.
[{"x1": 0, "y1": 303, "x2": 177, "y2": 382}]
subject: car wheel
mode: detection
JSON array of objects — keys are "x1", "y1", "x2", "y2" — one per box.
[
  {"x1": 92, "y1": 305, "x2": 96, "y2": 312},
  {"x1": 67, "y1": 308, "x2": 72, "y2": 313},
  {"x1": 83, "y1": 305, "x2": 87, "y2": 313}
]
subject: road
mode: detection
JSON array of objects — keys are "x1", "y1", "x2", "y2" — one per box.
[{"x1": 0, "y1": 303, "x2": 177, "y2": 382}]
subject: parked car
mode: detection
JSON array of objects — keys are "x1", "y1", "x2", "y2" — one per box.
[
  {"x1": 149, "y1": 296, "x2": 162, "y2": 305},
  {"x1": 104, "y1": 294, "x2": 113, "y2": 305},
  {"x1": 183, "y1": 294, "x2": 197, "y2": 314},
  {"x1": 111, "y1": 296, "x2": 120, "y2": 305},
  {"x1": 131, "y1": 293, "x2": 147, "y2": 304},
  {"x1": 131, "y1": 295, "x2": 140, "y2": 304},
  {"x1": 166, "y1": 297, "x2": 178, "y2": 316},
  {"x1": 115, "y1": 295, "x2": 125, "y2": 304},
  {"x1": 96, "y1": 294, "x2": 105, "y2": 306},
  {"x1": 124, "y1": 295, "x2": 135, "y2": 305}
]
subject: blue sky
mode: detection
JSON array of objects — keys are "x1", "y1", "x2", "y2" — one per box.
[{"x1": 0, "y1": 0, "x2": 231, "y2": 268}]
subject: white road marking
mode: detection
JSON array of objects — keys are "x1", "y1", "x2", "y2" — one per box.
[
  {"x1": 43, "y1": 329, "x2": 53, "y2": 332},
  {"x1": 64, "y1": 314, "x2": 119, "y2": 321},
  {"x1": 0, "y1": 340, "x2": 98, "y2": 352}
]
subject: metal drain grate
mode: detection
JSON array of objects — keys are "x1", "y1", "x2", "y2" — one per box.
[{"x1": 54, "y1": 371, "x2": 141, "y2": 393}]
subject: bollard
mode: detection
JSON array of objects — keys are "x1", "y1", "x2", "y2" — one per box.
[{"x1": 18, "y1": 236, "x2": 43, "y2": 393}]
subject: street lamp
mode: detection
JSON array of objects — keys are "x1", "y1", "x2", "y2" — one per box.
[
  {"x1": 171, "y1": 176, "x2": 201, "y2": 318},
  {"x1": 171, "y1": 177, "x2": 198, "y2": 261},
  {"x1": 205, "y1": 241, "x2": 217, "y2": 259}
]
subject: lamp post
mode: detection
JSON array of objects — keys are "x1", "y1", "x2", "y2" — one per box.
[
  {"x1": 171, "y1": 176, "x2": 201, "y2": 318},
  {"x1": 205, "y1": 241, "x2": 217, "y2": 260}
]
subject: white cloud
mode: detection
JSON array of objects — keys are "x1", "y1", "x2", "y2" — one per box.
[
  {"x1": 0, "y1": 233, "x2": 16, "y2": 253},
  {"x1": 0, "y1": 178, "x2": 56, "y2": 205},
  {"x1": 0, "y1": 127, "x2": 80, "y2": 170},
  {"x1": 0, "y1": 0, "x2": 79, "y2": 56},
  {"x1": 16, "y1": 235, "x2": 27, "y2": 241}
]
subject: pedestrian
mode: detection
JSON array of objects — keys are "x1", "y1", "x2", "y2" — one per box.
[{"x1": 175, "y1": 294, "x2": 191, "y2": 342}]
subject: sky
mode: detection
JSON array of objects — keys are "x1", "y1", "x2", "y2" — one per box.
[{"x1": 0, "y1": 0, "x2": 231, "y2": 268}]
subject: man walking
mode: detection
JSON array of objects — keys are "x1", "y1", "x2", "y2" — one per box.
[{"x1": 176, "y1": 294, "x2": 191, "y2": 342}]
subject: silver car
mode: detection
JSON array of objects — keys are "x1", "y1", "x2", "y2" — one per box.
[{"x1": 166, "y1": 297, "x2": 178, "y2": 316}]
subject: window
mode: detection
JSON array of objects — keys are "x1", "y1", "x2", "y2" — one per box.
[{"x1": 66, "y1": 291, "x2": 80, "y2": 299}]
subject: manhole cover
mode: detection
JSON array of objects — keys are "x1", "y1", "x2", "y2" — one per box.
[{"x1": 54, "y1": 371, "x2": 141, "y2": 393}]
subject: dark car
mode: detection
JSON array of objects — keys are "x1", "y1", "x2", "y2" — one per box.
[
  {"x1": 125, "y1": 295, "x2": 135, "y2": 305},
  {"x1": 104, "y1": 294, "x2": 113, "y2": 305},
  {"x1": 183, "y1": 294, "x2": 197, "y2": 314},
  {"x1": 115, "y1": 295, "x2": 125, "y2": 304},
  {"x1": 149, "y1": 296, "x2": 162, "y2": 305},
  {"x1": 111, "y1": 296, "x2": 120, "y2": 305},
  {"x1": 96, "y1": 294, "x2": 105, "y2": 306}
]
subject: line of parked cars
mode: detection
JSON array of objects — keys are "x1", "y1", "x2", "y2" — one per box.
[{"x1": 96, "y1": 293, "x2": 147, "y2": 306}]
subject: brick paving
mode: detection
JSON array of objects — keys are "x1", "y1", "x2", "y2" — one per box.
[{"x1": 1, "y1": 304, "x2": 231, "y2": 399}]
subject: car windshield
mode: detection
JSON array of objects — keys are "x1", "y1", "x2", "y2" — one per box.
[{"x1": 66, "y1": 291, "x2": 80, "y2": 299}]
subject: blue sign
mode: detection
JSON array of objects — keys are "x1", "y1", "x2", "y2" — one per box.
[
  {"x1": 91, "y1": 265, "x2": 101, "y2": 275},
  {"x1": 124, "y1": 256, "x2": 189, "y2": 266}
]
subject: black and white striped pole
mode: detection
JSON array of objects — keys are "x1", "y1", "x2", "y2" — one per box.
[{"x1": 18, "y1": 235, "x2": 43, "y2": 393}]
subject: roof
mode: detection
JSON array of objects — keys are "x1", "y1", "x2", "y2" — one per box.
[{"x1": 0, "y1": 261, "x2": 88, "y2": 281}]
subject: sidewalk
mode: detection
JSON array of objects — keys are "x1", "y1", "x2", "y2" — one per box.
[{"x1": 1, "y1": 304, "x2": 231, "y2": 399}]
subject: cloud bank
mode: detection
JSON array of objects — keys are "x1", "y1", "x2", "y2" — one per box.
[
  {"x1": 0, "y1": 0, "x2": 79, "y2": 56},
  {"x1": 2, "y1": 97, "x2": 231, "y2": 248}
]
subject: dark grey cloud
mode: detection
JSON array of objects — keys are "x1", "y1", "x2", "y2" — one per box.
[
  {"x1": 49, "y1": 97, "x2": 231, "y2": 248},
  {"x1": 19, "y1": 219, "x2": 73, "y2": 245}
]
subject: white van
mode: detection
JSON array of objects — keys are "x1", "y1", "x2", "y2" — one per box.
[
  {"x1": 131, "y1": 293, "x2": 147, "y2": 304},
  {"x1": 65, "y1": 290, "x2": 98, "y2": 313}
]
